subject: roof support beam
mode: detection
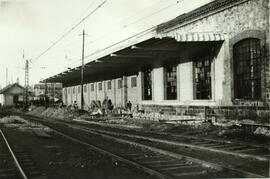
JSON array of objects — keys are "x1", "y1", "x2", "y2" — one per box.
[
  {"x1": 110, "y1": 53, "x2": 153, "y2": 59},
  {"x1": 131, "y1": 45, "x2": 179, "y2": 51}
]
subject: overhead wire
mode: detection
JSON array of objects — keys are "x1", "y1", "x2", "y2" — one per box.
[
  {"x1": 37, "y1": 0, "x2": 182, "y2": 78},
  {"x1": 64, "y1": 0, "x2": 181, "y2": 68},
  {"x1": 34, "y1": 0, "x2": 180, "y2": 69},
  {"x1": 62, "y1": 0, "x2": 166, "y2": 50},
  {"x1": 31, "y1": 0, "x2": 107, "y2": 63}
]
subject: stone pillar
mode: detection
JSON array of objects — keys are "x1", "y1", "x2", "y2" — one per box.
[
  {"x1": 214, "y1": 42, "x2": 226, "y2": 104},
  {"x1": 179, "y1": 61, "x2": 194, "y2": 102},
  {"x1": 137, "y1": 71, "x2": 143, "y2": 110},
  {"x1": 113, "y1": 79, "x2": 116, "y2": 106},
  {"x1": 123, "y1": 76, "x2": 128, "y2": 107},
  {"x1": 152, "y1": 67, "x2": 164, "y2": 102},
  {"x1": 95, "y1": 82, "x2": 97, "y2": 100},
  {"x1": 103, "y1": 81, "x2": 106, "y2": 100}
]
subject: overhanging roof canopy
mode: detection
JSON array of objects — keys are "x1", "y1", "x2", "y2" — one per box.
[
  {"x1": 42, "y1": 0, "x2": 231, "y2": 86},
  {"x1": 155, "y1": 32, "x2": 225, "y2": 42},
  {"x1": 43, "y1": 37, "x2": 183, "y2": 86}
]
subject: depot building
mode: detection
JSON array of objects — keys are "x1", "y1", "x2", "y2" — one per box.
[{"x1": 44, "y1": 0, "x2": 270, "y2": 114}]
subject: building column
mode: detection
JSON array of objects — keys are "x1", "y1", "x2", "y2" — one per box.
[
  {"x1": 103, "y1": 81, "x2": 106, "y2": 99},
  {"x1": 95, "y1": 82, "x2": 97, "y2": 100},
  {"x1": 152, "y1": 67, "x2": 164, "y2": 102},
  {"x1": 122, "y1": 76, "x2": 128, "y2": 107},
  {"x1": 179, "y1": 61, "x2": 194, "y2": 102},
  {"x1": 113, "y1": 79, "x2": 116, "y2": 106},
  {"x1": 137, "y1": 71, "x2": 143, "y2": 109},
  {"x1": 213, "y1": 42, "x2": 225, "y2": 104}
]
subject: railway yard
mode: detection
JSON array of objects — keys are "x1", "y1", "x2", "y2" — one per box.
[
  {"x1": 1, "y1": 0, "x2": 269, "y2": 178},
  {"x1": 0, "y1": 109, "x2": 269, "y2": 179}
]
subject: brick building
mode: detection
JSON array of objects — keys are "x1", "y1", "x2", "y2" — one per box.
[{"x1": 44, "y1": 0, "x2": 269, "y2": 116}]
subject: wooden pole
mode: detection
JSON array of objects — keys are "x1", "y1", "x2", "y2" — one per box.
[{"x1": 80, "y1": 29, "x2": 85, "y2": 110}]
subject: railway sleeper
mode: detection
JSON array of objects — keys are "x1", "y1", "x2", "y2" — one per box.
[
  {"x1": 151, "y1": 162, "x2": 192, "y2": 168},
  {"x1": 142, "y1": 159, "x2": 180, "y2": 165},
  {"x1": 160, "y1": 164, "x2": 201, "y2": 171},
  {"x1": 171, "y1": 170, "x2": 208, "y2": 178},
  {"x1": 0, "y1": 173, "x2": 18, "y2": 178},
  {"x1": 132, "y1": 154, "x2": 167, "y2": 160}
]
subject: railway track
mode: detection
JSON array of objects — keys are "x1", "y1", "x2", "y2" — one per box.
[
  {"x1": 0, "y1": 129, "x2": 47, "y2": 179},
  {"x1": 21, "y1": 114, "x2": 266, "y2": 178},
  {"x1": 76, "y1": 121, "x2": 270, "y2": 161}
]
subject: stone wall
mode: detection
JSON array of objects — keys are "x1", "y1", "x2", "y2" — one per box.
[
  {"x1": 141, "y1": 104, "x2": 270, "y2": 122},
  {"x1": 157, "y1": 0, "x2": 269, "y2": 105}
]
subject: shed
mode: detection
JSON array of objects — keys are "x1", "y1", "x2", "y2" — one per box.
[{"x1": 0, "y1": 83, "x2": 25, "y2": 106}]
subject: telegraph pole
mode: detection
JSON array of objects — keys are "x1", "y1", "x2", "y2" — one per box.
[{"x1": 80, "y1": 29, "x2": 86, "y2": 110}]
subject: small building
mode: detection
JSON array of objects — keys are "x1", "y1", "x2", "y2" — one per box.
[{"x1": 0, "y1": 83, "x2": 24, "y2": 107}]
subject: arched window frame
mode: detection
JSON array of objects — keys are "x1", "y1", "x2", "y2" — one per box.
[
  {"x1": 233, "y1": 38, "x2": 261, "y2": 100},
  {"x1": 229, "y1": 30, "x2": 266, "y2": 101}
]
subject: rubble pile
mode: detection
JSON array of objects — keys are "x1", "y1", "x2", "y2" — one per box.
[
  {"x1": 254, "y1": 127, "x2": 270, "y2": 137},
  {"x1": 0, "y1": 115, "x2": 27, "y2": 124},
  {"x1": 132, "y1": 111, "x2": 203, "y2": 123},
  {"x1": 29, "y1": 107, "x2": 74, "y2": 120},
  {"x1": 28, "y1": 106, "x2": 45, "y2": 115},
  {"x1": 0, "y1": 115, "x2": 52, "y2": 133}
]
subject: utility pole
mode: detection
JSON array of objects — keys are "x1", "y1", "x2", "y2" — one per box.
[
  {"x1": 5, "y1": 68, "x2": 8, "y2": 86},
  {"x1": 45, "y1": 80, "x2": 48, "y2": 108},
  {"x1": 80, "y1": 29, "x2": 86, "y2": 110},
  {"x1": 53, "y1": 83, "x2": 55, "y2": 105},
  {"x1": 23, "y1": 59, "x2": 29, "y2": 109}
]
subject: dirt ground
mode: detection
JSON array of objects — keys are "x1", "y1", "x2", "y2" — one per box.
[
  {"x1": 0, "y1": 117, "x2": 155, "y2": 179},
  {"x1": 25, "y1": 106, "x2": 270, "y2": 147},
  {"x1": 2, "y1": 108, "x2": 270, "y2": 178}
]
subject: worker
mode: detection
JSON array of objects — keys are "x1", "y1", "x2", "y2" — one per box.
[{"x1": 127, "y1": 101, "x2": 132, "y2": 111}]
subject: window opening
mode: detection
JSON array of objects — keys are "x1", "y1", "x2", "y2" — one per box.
[
  {"x1": 164, "y1": 64, "x2": 177, "y2": 100},
  {"x1": 91, "y1": 84, "x2": 94, "y2": 92},
  {"x1": 118, "y1": 79, "x2": 122, "y2": 89},
  {"x1": 98, "y1": 82, "x2": 102, "y2": 91},
  {"x1": 131, "y1": 77, "x2": 137, "y2": 88},
  {"x1": 143, "y1": 66, "x2": 152, "y2": 100},
  {"x1": 107, "y1": 81, "x2": 112, "y2": 90},
  {"x1": 194, "y1": 56, "x2": 212, "y2": 99},
  {"x1": 234, "y1": 38, "x2": 261, "y2": 100}
]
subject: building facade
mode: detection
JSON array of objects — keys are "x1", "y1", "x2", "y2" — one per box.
[
  {"x1": 0, "y1": 83, "x2": 24, "y2": 106},
  {"x1": 46, "y1": 0, "x2": 269, "y2": 115},
  {"x1": 34, "y1": 83, "x2": 63, "y2": 101}
]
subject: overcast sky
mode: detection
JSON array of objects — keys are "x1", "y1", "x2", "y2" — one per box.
[{"x1": 0, "y1": 0, "x2": 212, "y2": 88}]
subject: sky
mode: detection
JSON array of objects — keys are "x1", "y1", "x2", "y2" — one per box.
[{"x1": 0, "y1": 0, "x2": 212, "y2": 88}]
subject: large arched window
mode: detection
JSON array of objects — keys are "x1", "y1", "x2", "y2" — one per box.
[{"x1": 234, "y1": 38, "x2": 261, "y2": 100}]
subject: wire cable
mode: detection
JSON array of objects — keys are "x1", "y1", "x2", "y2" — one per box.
[
  {"x1": 31, "y1": 0, "x2": 107, "y2": 63},
  {"x1": 64, "y1": 0, "x2": 181, "y2": 67}
]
